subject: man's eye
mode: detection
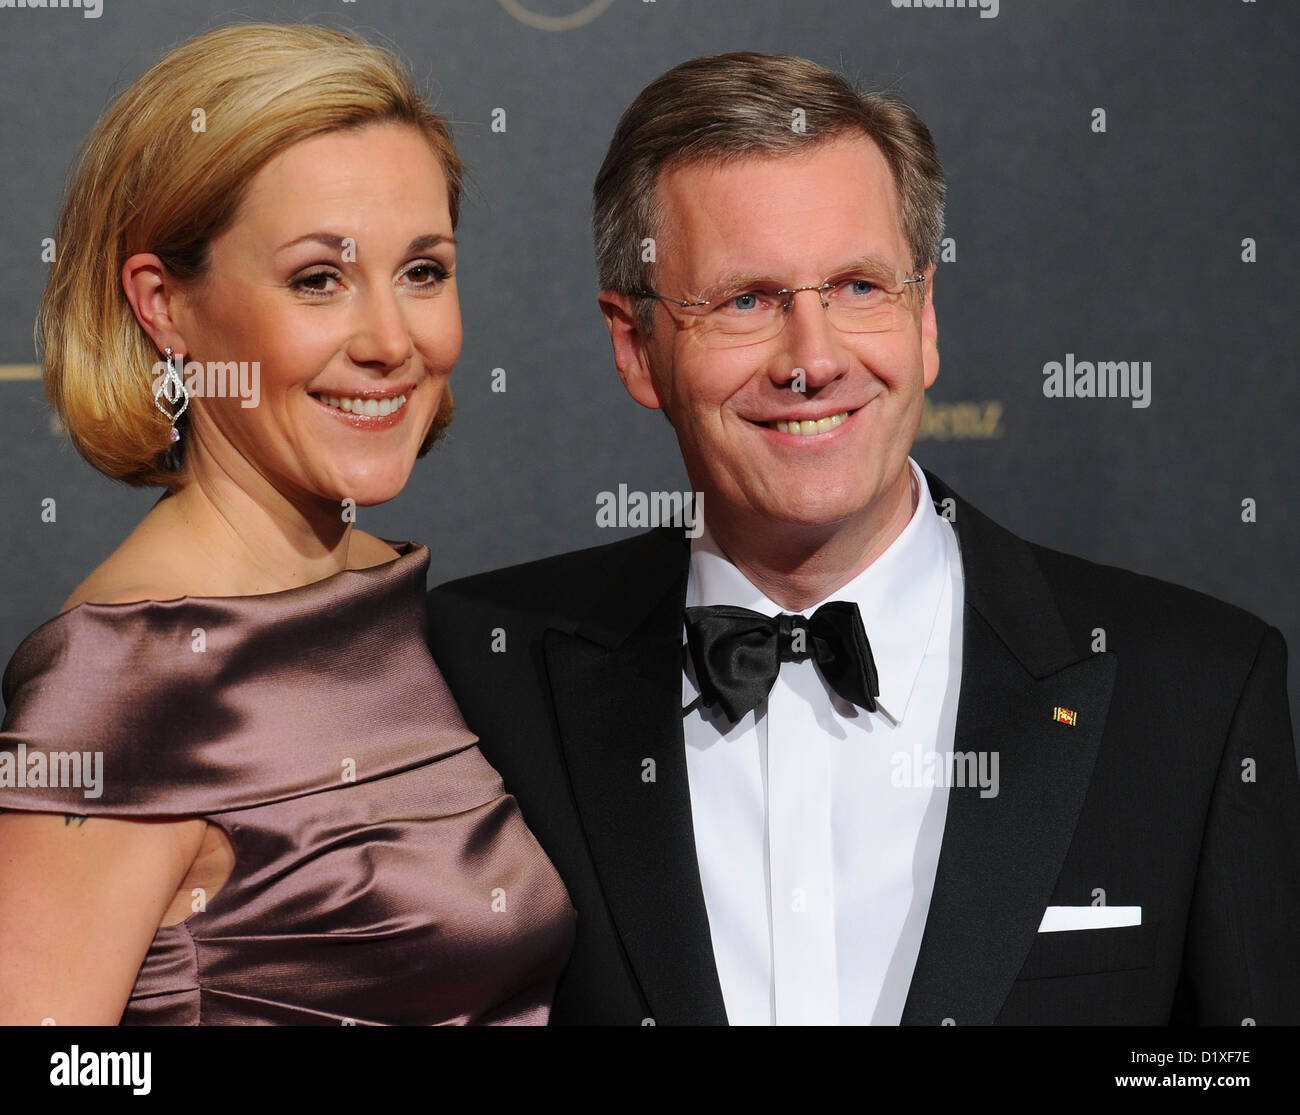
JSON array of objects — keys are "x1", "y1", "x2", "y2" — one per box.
[
  {"x1": 727, "y1": 292, "x2": 761, "y2": 312},
  {"x1": 845, "y1": 279, "x2": 879, "y2": 297}
]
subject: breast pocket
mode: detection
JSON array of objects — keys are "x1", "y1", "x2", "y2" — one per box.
[{"x1": 1015, "y1": 921, "x2": 1159, "y2": 981}]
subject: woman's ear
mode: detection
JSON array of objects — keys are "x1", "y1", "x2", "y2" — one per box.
[{"x1": 121, "y1": 254, "x2": 189, "y2": 356}]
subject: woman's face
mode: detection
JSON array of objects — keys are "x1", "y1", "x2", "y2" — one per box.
[{"x1": 171, "y1": 121, "x2": 461, "y2": 508}]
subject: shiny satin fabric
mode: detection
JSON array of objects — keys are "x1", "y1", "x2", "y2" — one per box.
[
  {"x1": 683, "y1": 601, "x2": 880, "y2": 723},
  {"x1": 0, "y1": 542, "x2": 575, "y2": 1025}
]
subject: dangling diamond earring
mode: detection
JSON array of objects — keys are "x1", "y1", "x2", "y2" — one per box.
[{"x1": 155, "y1": 346, "x2": 189, "y2": 444}]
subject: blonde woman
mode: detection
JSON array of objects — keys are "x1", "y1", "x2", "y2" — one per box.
[{"x1": 0, "y1": 24, "x2": 574, "y2": 1025}]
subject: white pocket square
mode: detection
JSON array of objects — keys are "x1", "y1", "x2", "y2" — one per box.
[{"x1": 1037, "y1": 905, "x2": 1141, "y2": 932}]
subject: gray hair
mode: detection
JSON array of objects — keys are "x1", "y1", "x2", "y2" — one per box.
[{"x1": 593, "y1": 52, "x2": 945, "y2": 332}]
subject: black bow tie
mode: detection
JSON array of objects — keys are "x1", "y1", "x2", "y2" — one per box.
[{"x1": 684, "y1": 602, "x2": 879, "y2": 723}]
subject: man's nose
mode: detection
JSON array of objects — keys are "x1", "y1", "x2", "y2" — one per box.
[{"x1": 774, "y1": 287, "x2": 846, "y2": 388}]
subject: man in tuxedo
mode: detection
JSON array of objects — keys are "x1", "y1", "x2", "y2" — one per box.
[{"x1": 426, "y1": 52, "x2": 1300, "y2": 1024}]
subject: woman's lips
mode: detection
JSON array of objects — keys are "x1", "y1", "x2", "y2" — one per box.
[
  {"x1": 317, "y1": 391, "x2": 408, "y2": 418},
  {"x1": 310, "y1": 386, "x2": 414, "y2": 430}
]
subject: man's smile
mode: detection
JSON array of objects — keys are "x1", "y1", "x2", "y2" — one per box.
[{"x1": 743, "y1": 405, "x2": 863, "y2": 439}]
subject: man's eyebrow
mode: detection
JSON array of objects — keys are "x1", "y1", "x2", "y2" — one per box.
[
  {"x1": 831, "y1": 255, "x2": 903, "y2": 278},
  {"x1": 273, "y1": 232, "x2": 456, "y2": 255},
  {"x1": 694, "y1": 255, "x2": 903, "y2": 301},
  {"x1": 695, "y1": 271, "x2": 770, "y2": 302}
]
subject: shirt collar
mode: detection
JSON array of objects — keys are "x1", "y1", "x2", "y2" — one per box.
[{"x1": 686, "y1": 458, "x2": 950, "y2": 723}]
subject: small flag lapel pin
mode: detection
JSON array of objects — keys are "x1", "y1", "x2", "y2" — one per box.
[{"x1": 1053, "y1": 706, "x2": 1078, "y2": 727}]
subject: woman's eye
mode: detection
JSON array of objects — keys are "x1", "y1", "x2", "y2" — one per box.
[
  {"x1": 290, "y1": 270, "x2": 340, "y2": 296},
  {"x1": 405, "y1": 262, "x2": 450, "y2": 288}
]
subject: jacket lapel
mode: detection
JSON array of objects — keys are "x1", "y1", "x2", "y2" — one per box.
[
  {"x1": 542, "y1": 528, "x2": 728, "y2": 1025},
  {"x1": 901, "y1": 472, "x2": 1118, "y2": 1023},
  {"x1": 539, "y1": 472, "x2": 1118, "y2": 1026}
]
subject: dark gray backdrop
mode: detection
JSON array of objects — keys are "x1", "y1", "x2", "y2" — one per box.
[{"x1": 1, "y1": 0, "x2": 1296, "y2": 742}]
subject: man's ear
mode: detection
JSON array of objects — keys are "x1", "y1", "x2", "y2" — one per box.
[
  {"x1": 598, "y1": 290, "x2": 665, "y2": 411},
  {"x1": 121, "y1": 253, "x2": 190, "y2": 356},
  {"x1": 920, "y1": 263, "x2": 939, "y2": 389}
]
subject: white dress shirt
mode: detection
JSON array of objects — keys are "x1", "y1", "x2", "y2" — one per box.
[{"x1": 682, "y1": 458, "x2": 965, "y2": 1025}]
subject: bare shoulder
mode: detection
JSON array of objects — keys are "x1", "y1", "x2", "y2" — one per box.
[
  {"x1": 58, "y1": 530, "x2": 193, "y2": 615},
  {"x1": 348, "y1": 530, "x2": 403, "y2": 569},
  {"x1": 57, "y1": 520, "x2": 401, "y2": 615}
]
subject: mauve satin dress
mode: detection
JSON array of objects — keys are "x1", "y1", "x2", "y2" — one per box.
[{"x1": 0, "y1": 541, "x2": 576, "y2": 1025}]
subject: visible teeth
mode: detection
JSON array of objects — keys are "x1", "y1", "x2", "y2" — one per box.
[
  {"x1": 322, "y1": 393, "x2": 407, "y2": 417},
  {"x1": 774, "y1": 412, "x2": 849, "y2": 436}
]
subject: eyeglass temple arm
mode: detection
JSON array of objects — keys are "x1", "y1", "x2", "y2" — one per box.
[{"x1": 635, "y1": 290, "x2": 710, "y2": 308}]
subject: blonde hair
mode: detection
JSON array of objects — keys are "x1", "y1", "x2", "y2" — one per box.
[{"x1": 38, "y1": 23, "x2": 463, "y2": 489}]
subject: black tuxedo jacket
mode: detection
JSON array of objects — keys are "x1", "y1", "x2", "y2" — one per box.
[{"x1": 426, "y1": 470, "x2": 1300, "y2": 1024}]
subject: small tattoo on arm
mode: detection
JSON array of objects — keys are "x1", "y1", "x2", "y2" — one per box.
[{"x1": 63, "y1": 815, "x2": 87, "y2": 827}]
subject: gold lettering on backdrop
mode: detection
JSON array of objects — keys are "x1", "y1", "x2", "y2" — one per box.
[{"x1": 915, "y1": 399, "x2": 1004, "y2": 441}]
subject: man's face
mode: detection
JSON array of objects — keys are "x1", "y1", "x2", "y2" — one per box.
[{"x1": 602, "y1": 134, "x2": 938, "y2": 539}]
